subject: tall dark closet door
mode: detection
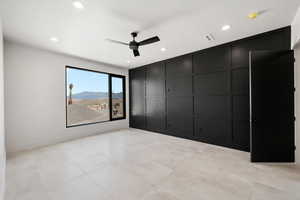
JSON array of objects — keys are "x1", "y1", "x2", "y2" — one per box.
[
  {"x1": 250, "y1": 50, "x2": 295, "y2": 162},
  {"x1": 231, "y1": 28, "x2": 290, "y2": 151},
  {"x1": 193, "y1": 46, "x2": 231, "y2": 147},
  {"x1": 129, "y1": 67, "x2": 146, "y2": 129},
  {"x1": 146, "y1": 62, "x2": 166, "y2": 132},
  {"x1": 166, "y1": 55, "x2": 193, "y2": 138}
]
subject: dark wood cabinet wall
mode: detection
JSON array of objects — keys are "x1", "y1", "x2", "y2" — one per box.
[{"x1": 129, "y1": 26, "x2": 291, "y2": 152}]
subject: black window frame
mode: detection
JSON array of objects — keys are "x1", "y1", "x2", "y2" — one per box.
[
  {"x1": 110, "y1": 74, "x2": 126, "y2": 121},
  {"x1": 65, "y1": 66, "x2": 126, "y2": 128}
]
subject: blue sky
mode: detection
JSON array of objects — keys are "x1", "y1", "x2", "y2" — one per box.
[
  {"x1": 67, "y1": 68, "x2": 122, "y2": 94},
  {"x1": 112, "y1": 77, "x2": 123, "y2": 93}
]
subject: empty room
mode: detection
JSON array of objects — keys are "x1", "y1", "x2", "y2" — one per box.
[{"x1": 1, "y1": 0, "x2": 300, "y2": 199}]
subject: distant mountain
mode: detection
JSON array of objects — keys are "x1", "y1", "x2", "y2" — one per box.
[
  {"x1": 72, "y1": 91, "x2": 107, "y2": 99},
  {"x1": 112, "y1": 92, "x2": 123, "y2": 99},
  {"x1": 71, "y1": 91, "x2": 123, "y2": 99}
]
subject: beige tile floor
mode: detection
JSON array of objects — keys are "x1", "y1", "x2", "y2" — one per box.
[{"x1": 5, "y1": 128, "x2": 300, "y2": 200}]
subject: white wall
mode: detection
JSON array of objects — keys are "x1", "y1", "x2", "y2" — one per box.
[
  {"x1": 4, "y1": 41, "x2": 129, "y2": 154},
  {"x1": 0, "y1": 20, "x2": 6, "y2": 200},
  {"x1": 295, "y1": 46, "x2": 300, "y2": 164},
  {"x1": 292, "y1": 7, "x2": 300, "y2": 48}
]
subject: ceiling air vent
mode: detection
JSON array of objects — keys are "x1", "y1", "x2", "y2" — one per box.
[{"x1": 205, "y1": 34, "x2": 215, "y2": 41}]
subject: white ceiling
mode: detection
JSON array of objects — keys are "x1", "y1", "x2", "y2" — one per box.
[{"x1": 0, "y1": 0, "x2": 299, "y2": 68}]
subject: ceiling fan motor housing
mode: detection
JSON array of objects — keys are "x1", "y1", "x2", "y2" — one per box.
[{"x1": 129, "y1": 41, "x2": 139, "y2": 50}]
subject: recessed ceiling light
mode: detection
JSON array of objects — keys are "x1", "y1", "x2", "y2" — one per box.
[
  {"x1": 222, "y1": 25, "x2": 231, "y2": 31},
  {"x1": 161, "y1": 47, "x2": 166, "y2": 52},
  {"x1": 50, "y1": 37, "x2": 59, "y2": 43},
  {"x1": 72, "y1": 0, "x2": 84, "y2": 9}
]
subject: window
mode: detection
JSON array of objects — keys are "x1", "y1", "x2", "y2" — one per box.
[
  {"x1": 66, "y1": 66, "x2": 126, "y2": 127},
  {"x1": 111, "y1": 76, "x2": 125, "y2": 119}
]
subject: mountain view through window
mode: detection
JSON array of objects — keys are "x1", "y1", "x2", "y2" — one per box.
[{"x1": 66, "y1": 67, "x2": 110, "y2": 126}]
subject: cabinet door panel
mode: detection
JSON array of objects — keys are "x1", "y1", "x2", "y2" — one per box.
[
  {"x1": 193, "y1": 46, "x2": 230, "y2": 74},
  {"x1": 166, "y1": 55, "x2": 193, "y2": 138},
  {"x1": 233, "y1": 121, "x2": 250, "y2": 151},
  {"x1": 194, "y1": 72, "x2": 228, "y2": 95},
  {"x1": 233, "y1": 96, "x2": 249, "y2": 121},
  {"x1": 166, "y1": 55, "x2": 193, "y2": 96},
  {"x1": 146, "y1": 62, "x2": 165, "y2": 97},
  {"x1": 167, "y1": 97, "x2": 193, "y2": 138},
  {"x1": 130, "y1": 68, "x2": 146, "y2": 129},
  {"x1": 194, "y1": 96, "x2": 229, "y2": 120},
  {"x1": 146, "y1": 98, "x2": 166, "y2": 132},
  {"x1": 166, "y1": 55, "x2": 192, "y2": 79},
  {"x1": 166, "y1": 76, "x2": 193, "y2": 97},
  {"x1": 250, "y1": 50, "x2": 294, "y2": 162},
  {"x1": 195, "y1": 118, "x2": 230, "y2": 146},
  {"x1": 146, "y1": 62, "x2": 166, "y2": 132},
  {"x1": 232, "y1": 30, "x2": 290, "y2": 68},
  {"x1": 232, "y1": 68, "x2": 249, "y2": 95}
]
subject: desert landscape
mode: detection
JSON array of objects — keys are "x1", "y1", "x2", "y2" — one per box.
[{"x1": 67, "y1": 91, "x2": 123, "y2": 126}]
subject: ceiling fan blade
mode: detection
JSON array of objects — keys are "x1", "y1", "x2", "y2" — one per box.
[
  {"x1": 133, "y1": 49, "x2": 140, "y2": 57},
  {"x1": 139, "y1": 36, "x2": 160, "y2": 46},
  {"x1": 105, "y1": 39, "x2": 129, "y2": 46}
]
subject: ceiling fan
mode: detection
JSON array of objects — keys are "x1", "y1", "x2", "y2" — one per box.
[{"x1": 106, "y1": 32, "x2": 160, "y2": 57}]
